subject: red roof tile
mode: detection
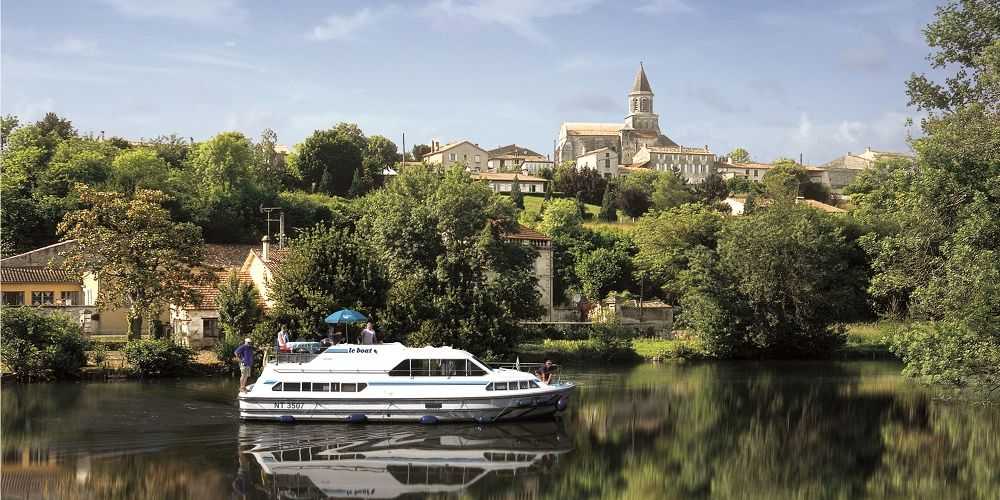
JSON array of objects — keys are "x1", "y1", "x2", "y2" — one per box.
[
  {"x1": 505, "y1": 225, "x2": 551, "y2": 242},
  {"x1": 0, "y1": 267, "x2": 80, "y2": 284}
]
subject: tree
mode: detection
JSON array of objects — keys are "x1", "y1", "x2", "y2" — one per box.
[
  {"x1": 105, "y1": 148, "x2": 171, "y2": 195},
  {"x1": 35, "y1": 112, "x2": 76, "y2": 142},
  {"x1": 217, "y1": 271, "x2": 263, "y2": 340},
  {"x1": 57, "y1": 186, "x2": 209, "y2": 339},
  {"x1": 252, "y1": 129, "x2": 289, "y2": 192},
  {"x1": 355, "y1": 165, "x2": 542, "y2": 354},
  {"x1": 862, "y1": 0, "x2": 1000, "y2": 390},
  {"x1": 695, "y1": 172, "x2": 729, "y2": 204},
  {"x1": 1, "y1": 114, "x2": 19, "y2": 150},
  {"x1": 576, "y1": 246, "x2": 632, "y2": 300},
  {"x1": 412, "y1": 143, "x2": 432, "y2": 160},
  {"x1": 598, "y1": 183, "x2": 617, "y2": 222},
  {"x1": 362, "y1": 135, "x2": 398, "y2": 192},
  {"x1": 762, "y1": 159, "x2": 805, "y2": 202},
  {"x1": 553, "y1": 162, "x2": 607, "y2": 204},
  {"x1": 537, "y1": 198, "x2": 583, "y2": 238},
  {"x1": 683, "y1": 204, "x2": 855, "y2": 357},
  {"x1": 728, "y1": 147, "x2": 751, "y2": 163},
  {"x1": 348, "y1": 168, "x2": 365, "y2": 198},
  {"x1": 651, "y1": 170, "x2": 694, "y2": 210},
  {"x1": 510, "y1": 175, "x2": 524, "y2": 209},
  {"x1": 148, "y1": 134, "x2": 190, "y2": 169},
  {"x1": 617, "y1": 186, "x2": 652, "y2": 221},
  {"x1": 294, "y1": 126, "x2": 365, "y2": 196}
]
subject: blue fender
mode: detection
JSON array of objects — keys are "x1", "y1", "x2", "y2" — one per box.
[
  {"x1": 556, "y1": 398, "x2": 569, "y2": 412},
  {"x1": 346, "y1": 414, "x2": 367, "y2": 423},
  {"x1": 419, "y1": 415, "x2": 439, "y2": 425},
  {"x1": 279, "y1": 415, "x2": 295, "y2": 423}
]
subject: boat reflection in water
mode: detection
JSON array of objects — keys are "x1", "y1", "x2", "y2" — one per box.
[{"x1": 237, "y1": 421, "x2": 572, "y2": 499}]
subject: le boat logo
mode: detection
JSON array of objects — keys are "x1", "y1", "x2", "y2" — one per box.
[{"x1": 325, "y1": 347, "x2": 378, "y2": 354}]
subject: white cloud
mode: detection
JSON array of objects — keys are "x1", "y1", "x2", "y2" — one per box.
[
  {"x1": 634, "y1": 0, "x2": 694, "y2": 15},
  {"x1": 162, "y1": 51, "x2": 261, "y2": 71},
  {"x1": 50, "y1": 37, "x2": 101, "y2": 57},
  {"x1": 793, "y1": 112, "x2": 813, "y2": 142},
  {"x1": 834, "y1": 120, "x2": 864, "y2": 143},
  {"x1": 102, "y1": 0, "x2": 246, "y2": 27},
  {"x1": 309, "y1": 7, "x2": 379, "y2": 42},
  {"x1": 421, "y1": 0, "x2": 602, "y2": 44}
]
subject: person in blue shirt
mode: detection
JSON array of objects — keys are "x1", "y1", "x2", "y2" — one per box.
[{"x1": 233, "y1": 338, "x2": 255, "y2": 393}]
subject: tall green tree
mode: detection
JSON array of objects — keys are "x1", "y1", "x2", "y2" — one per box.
[
  {"x1": 618, "y1": 186, "x2": 652, "y2": 221},
  {"x1": 598, "y1": 183, "x2": 617, "y2": 222},
  {"x1": 728, "y1": 147, "x2": 751, "y2": 163},
  {"x1": 217, "y1": 271, "x2": 263, "y2": 340},
  {"x1": 363, "y1": 135, "x2": 398, "y2": 192},
  {"x1": 695, "y1": 172, "x2": 729, "y2": 205},
  {"x1": 860, "y1": 0, "x2": 1000, "y2": 390},
  {"x1": 651, "y1": 170, "x2": 694, "y2": 210},
  {"x1": 510, "y1": 175, "x2": 524, "y2": 209},
  {"x1": 57, "y1": 186, "x2": 208, "y2": 339},
  {"x1": 294, "y1": 125, "x2": 365, "y2": 196},
  {"x1": 1, "y1": 114, "x2": 19, "y2": 150}
]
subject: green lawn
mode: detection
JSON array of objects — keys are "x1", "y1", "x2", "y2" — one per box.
[{"x1": 521, "y1": 194, "x2": 636, "y2": 230}]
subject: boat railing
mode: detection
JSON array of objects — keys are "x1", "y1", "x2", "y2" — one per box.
[
  {"x1": 262, "y1": 348, "x2": 322, "y2": 365},
  {"x1": 487, "y1": 362, "x2": 563, "y2": 385}
]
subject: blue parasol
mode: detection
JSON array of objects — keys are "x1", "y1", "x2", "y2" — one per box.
[{"x1": 324, "y1": 309, "x2": 368, "y2": 325}]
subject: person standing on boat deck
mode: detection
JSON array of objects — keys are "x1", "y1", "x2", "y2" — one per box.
[
  {"x1": 234, "y1": 338, "x2": 254, "y2": 392},
  {"x1": 276, "y1": 325, "x2": 290, "y2": 353},
  {"x1": 360, "y1": 322, "x2": 376, "y2": 345}
]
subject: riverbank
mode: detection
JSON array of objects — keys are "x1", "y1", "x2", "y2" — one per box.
[{"x1": 515, "y1": 321, "x2": 902, "y2": 363}]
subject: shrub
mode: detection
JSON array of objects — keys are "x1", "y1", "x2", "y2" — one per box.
[
  {"x1": 213, "y1": 333, "x2": 243, "y2": 374},
  {"x1": 122, "y1": 338, "x2": 193, "y2": 377},
  {"x1": 0, "y1": 307, "x2": 90, "y2": 380}
]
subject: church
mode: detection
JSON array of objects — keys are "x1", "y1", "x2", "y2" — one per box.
[{"x1": 556, "y1": 63, "x2": 680, "y2": 167}]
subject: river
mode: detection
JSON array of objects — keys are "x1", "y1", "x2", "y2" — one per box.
[{"x1": 1, "y1": 361, "x2": 997, "y2": 499}]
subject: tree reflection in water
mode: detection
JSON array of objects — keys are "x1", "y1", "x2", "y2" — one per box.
[{"x1": 0, "y1": 362, "x2": 997, "y2": 499}]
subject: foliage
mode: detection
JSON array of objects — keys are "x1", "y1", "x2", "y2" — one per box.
[
  {"x1": 684, "y1": 204, "x2": 854, "y2": 357},
  {"x1": 725, "y1": 176, "x2": 759, "y2": 195},
  {"x1": 0, "y1": 307, "x2": 90, "y2": 380},
  {"x1": 537, "y1": 198, "x2": 583, "y2": 237},
  {"x1": 575, "y1": 246, "x2": 632, "y2": 300},
  {"x1": 728, "y1": 147, "x2": 751, "y2": 163},
  {"x1": 270, "y1": 223, "x2": 387, "y2": 334},
  {"x1": 356, "y1": 166, "x2": 542, "y2": 354},
  {"x1": 293, "y1": 124, "x2": 365, "y2": 196},
  {"x1": 362, "y1": 135, "x2": 398, "y2": 193},
  {"x1": 597, "y1": 183, "x2": 617, "y2": 222},
  {"x1": 650, "y1": 170, "x2": 694, "y2": 210},
  {"x1": 617, "y1": 186, "x2": 652, "y2": 220},
  {"x1": 510, "y1": 175, "x2": 524, "y2": 209},
  {"x1": 122, "y1": 339, "x2": 193, "y2": 377},
  {"x1": 411, "y1": 143, "x2": 431, "y2": 160},
  {"x1": 216, "y1": 271, "x2": 263, "y2": 340},
  {"x1": 213, "y1": 333, "x2": 244, "y2": 374},
  {"x1": 694, "y1": 172, "x2": 729, "y2": 204},
  {"x1": 277, "y1": 190, "x2": 355, "y2": 235},
  {"x1": 57, "y1": 186, "x2": 209, "y2": 339},
  {"x1": 632, "y1": 338, "x2": 707, "y2": 361},
  {"x1": 553, "y1": 163, "x2": 607, "y2": 204}
]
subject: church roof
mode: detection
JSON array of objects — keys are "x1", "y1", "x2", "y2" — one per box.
[
  {"x1": 577, "y1": 147, "x2": 617, "y2": 158},
  {"x1": 645, "y1": 145, "x2": 714, "y2": 155},
  {"x1": 488, "y1": 144, "x2": 542, "y2": 158},
  {"x1": 631, "y1": 63, "x2": 652, "y2": 93},
  {"x1": 561, "y1": 122, "x2": 621, "y2": 136}
]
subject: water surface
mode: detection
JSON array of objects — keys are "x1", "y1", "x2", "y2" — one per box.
[{"x1": 2, "y1": 362, "x2": 997, "y2": 499}]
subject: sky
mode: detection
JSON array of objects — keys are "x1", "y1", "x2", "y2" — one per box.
[{"x1": 2, "y1": 0, "x2": 943, "y2": 163}]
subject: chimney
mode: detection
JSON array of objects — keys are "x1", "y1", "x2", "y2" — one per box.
[
  {"x1": 261, "y1": 235, "x2": 270, "y2": 262},
  {"x1": 431, "y1": 139, "x2": 440, "y2": 152}
]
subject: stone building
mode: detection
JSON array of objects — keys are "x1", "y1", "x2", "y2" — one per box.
[
  {"x1": 420, "y1": 139, "x2": 489, "y2": 172},
  {"x1": 575, "y1": 147, "x2": 619, "y2": 178},
  {"x1": 478, "y1": 172, "x2": 548, "y2": 194},
  {"x1": 487, "y1": 144, "x2": 549, "y2": 173},
  {"x1": 556, "y1": 63, "x2": 679, "y2": 166},
  {"x1": 820, "y1": 147, "x2": 913, "y2": 189},
  {"x1": 632, "y1": 144, "x2": 717, "y2": 183},
  {"x1": 505, "y1": 225, "x2": 554, "y2": 321}
]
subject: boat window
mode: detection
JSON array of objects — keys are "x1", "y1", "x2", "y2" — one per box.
[
  {"x1": 441, "y1": 359, "x2": 459, "y2": 377},
  {"x1": 301, "y1": 383, "x2": 312, "y2": 392},
  {"x1": 342, "y1": 383, "x2": 357, "y2": 392},
  {"x1": 358, "y1": 383, "x2": 367, "y2": 391},
  {"x1": 313, "y1": 382, "x2": 330, "y2": 392},
  {"x1": 469, "y1": 356, "x2": 490, "y2": 375},
  {"x1": 389, "y1": 360, "x2": 411, "y2": 376},
  {"x1": 428, "y1": 359, "x2": 444, "y2": 376},
  {"x1": 529, "y1": 381, "x2": 540, "y2": 388},
  {"x1": 330, "y1": 383, "x2": 340, "y2": 392},
  {"x1": 284, "y1": 382, "x2": 301, "y2": 392},
  {"x1": 494, "y1": 382, "x2": 508, "y2": 390},
  {"x1": 271, "y1": 383, "x2": 283, "y2": 391},
  {"x1": 519, "y1": 381, "x2": 530, "y2": 389},
  {"x1": 412, "y1": 359, "x2": 431, "y2": 377},
  {"x1": 485, "y1": 383, "x2": 494, "y2": 391}
]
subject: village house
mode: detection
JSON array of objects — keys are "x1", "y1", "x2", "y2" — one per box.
[
  {"x1": 486, "y1": 144, "x2": 549, "y2": 173},
  {"x1": 717, "y1": 161, "x2": 829, "y2": 186},
  {"x1": 575, "y1": 147, "x2": 619, "y2": 178},
  {"x1": 632, "y1": 144, "x2": 718, "y2": 183},
  {"x1": 504, "y1": 225, "x2": 555, "y2": 321},
  {"x1": 477, "y1": 172, "x2": 548, "y2": 194},
  {"x1": 420, "y1": 139, "x2": 489, "y2": 172},
  {"x1": 819, "y1": 147, "x2": 914, "y2": 189}
]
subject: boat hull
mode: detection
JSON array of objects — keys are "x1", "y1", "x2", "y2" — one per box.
[{"x1": 238, "y1": 384, "x2": 574, "y2": 423}]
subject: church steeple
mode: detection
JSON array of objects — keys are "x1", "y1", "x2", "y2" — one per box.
[
  {"x1": 625, "y1": 62, "x2": 658, "y2": 132},
  {"x1": 631, "y1": 62, "x2": 652, "y2": 93}
]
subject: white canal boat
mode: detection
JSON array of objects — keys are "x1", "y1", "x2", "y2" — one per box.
[{"x1": 238, "y1": 343, "x2": 575, "y2": 423}]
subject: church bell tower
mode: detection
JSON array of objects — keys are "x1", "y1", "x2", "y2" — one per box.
[{"x1": 624, "y1": 63, "x2": 659, "y2": 133}]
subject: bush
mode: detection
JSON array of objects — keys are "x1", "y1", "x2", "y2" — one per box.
[
  {"x1": 213, "y1": 334, "x2": 243, "y2": 374},
  {"x1": 122, "y1": 339, "x2": 193, "y2": 377},
  {"x1": 0, "y1": 308, "x2": 90, "y2": 380}
]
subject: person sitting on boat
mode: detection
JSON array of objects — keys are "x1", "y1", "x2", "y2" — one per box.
[
  {"x1": 276, "y1": 325, "x2": 290, "y2": 353},
  {"x1": 536, "y1": 359, "x2": 558, "y2": 384},
  {"x1": 360, "y1": 322, "x2": 376, "y2": 345},
  {"x1": 320, "y1": 327, "x2": 336, "y2": 346}
]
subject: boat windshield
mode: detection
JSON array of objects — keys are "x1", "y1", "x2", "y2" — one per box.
[{"x1": 471, "y1": 356, "x2": 491, "y2": 373}]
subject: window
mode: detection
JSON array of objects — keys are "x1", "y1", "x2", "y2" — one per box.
[
  {"x1": 519, "y1": 381, "x2": 530, "y2": 389},
  {"x1": 529, "y1": 381, "x2": 540, "y2": 388},
  {"x1": 59, "y1": 291, "x2": 81, "y2": 305},
  {"x1": 2, "y1": 291, "x2": 24, "y2": 306},
  {"x1": 284, "y1": 382, "x2": 301, "y2": 392},
  {"x1": 753, "y1": 170, "x2": 759, "y2": 178},
  {"x1": 341, "y1": 383, "x2": 367, "y2": 392},
  {"x1": 202, "y1": 318, "x2": 219, "y2": 338},
  {"x1": 449, "y1": 153, "x2": 457, "y2": 161},
  {"x1": 31, "y1": 291, "x2": 54, "y2": 305},
  {"x1": 313, "y1": 382, "x2": 330, "y2": 392},
  {"x1": 390, "y1": 360, "x2": 410, "y2": 376},
  {"x1": 474, "y1": 155, "x2": 480, "y2": 162},
  {"x1": 530, "y1": 185, "x2": 537, "y2": 193},
  {"x1": 272, "y1": 383, "x2": 283, "y2": 391},
  {"x1": 494, "y1": 382, "x2": 508, "y2": 390}
]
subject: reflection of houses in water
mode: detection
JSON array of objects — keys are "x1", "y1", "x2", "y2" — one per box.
[
  {"x1": 1, "y1": 447, "x2": 89, "y2": 498},
  {"x1": 239, "y1": 422, "x2": 572, "y2": 499}
]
